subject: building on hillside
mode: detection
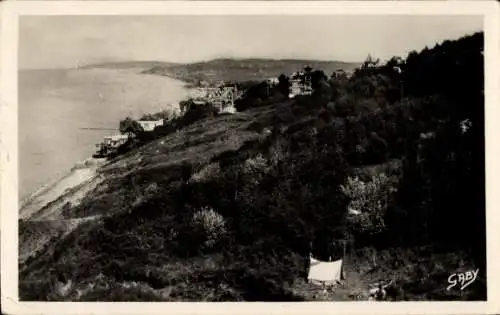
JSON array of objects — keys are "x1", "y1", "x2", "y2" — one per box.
[
  {"x1": 289, "y1": 70, "x2": 313, "y2": 98},
  {"x1": 192, "y1": 100, "x2": 206, "y2": 106},
  {"x1": 194, "y1": 85, "x2": 240, "y2": 112},
  {"x1": 95, "y1": 134, "x2": 130, "y2": 157},
  {"x1": 219, "y1": 106, "x2": 237, "y2": 114},
  {"x1": 104, "y1": 134, "x2": 129, "y2": 146},
  {"x1": 137, "y1": 119, "x2": 164, "y2": 132},
  {"x1": 267, "y1": 77, "x2": 279, "y2": 85}
]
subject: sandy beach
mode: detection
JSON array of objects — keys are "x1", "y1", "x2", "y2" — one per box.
[{"x1": 19, "y1": 157, "x2": 108, "y2": 221}]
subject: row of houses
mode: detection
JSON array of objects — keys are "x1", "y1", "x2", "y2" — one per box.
[{"x1": 95, "y1": 67, "x2": 338, "y2": 157}]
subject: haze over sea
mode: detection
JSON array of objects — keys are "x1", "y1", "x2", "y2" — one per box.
[{"x1": 19, "y1": 67, "x2": 190, "y2": 201}]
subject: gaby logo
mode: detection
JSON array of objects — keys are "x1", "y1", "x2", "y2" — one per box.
[{"x1": 447, "y1": 269, "x2": 479, "y2": 291}]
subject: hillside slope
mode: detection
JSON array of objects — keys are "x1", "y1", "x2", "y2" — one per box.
[
  {"x1": 19, "y1": 32, "x2": 485, "y2": 302},
  {"x1": 19, "y1": 105, "x2": 284, "y2": 301}
]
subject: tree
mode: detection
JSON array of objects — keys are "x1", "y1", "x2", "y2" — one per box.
[
  {"x1": 190, "y1": 206, "x2": 227, "y2": 251},
  {"x1": 310, "y1": 70, "x2": 328, "y2": 90},
  {"x1": 119, "y1": 117, "x2": 143, "y2": 137},
  {"x1": 340, "y1": 174, "x2": 397, "y2": 242},
  {"x1": 180, "y1": 99, "x2": 196, "y2": 113},
  {"x1": 277, "y1": 74, "x2": 290, "y2": 98}
]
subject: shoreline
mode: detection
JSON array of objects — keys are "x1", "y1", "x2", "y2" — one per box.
[
  {"x1": 18, "y1": 69, "x2": 223, "y2": 221},
  {"x1": 19, "y1": 157, "x2": 108, "y2": 221},
  {"x1": 19, "y1": 67, "x2": 192, "y2": 206}
]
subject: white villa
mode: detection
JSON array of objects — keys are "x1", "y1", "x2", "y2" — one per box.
[
  {"x1": 267, "y1": 77, "x2": 279, "y2": 85},
  {"x1": 103, "y1": 134, "x2": 129, "y2": 147},
  {"x1": 289, "y1": 71, "x2": 313, "y2": 98},
  {"x1": 189, "y1": 85, "x2": 241, "y2": 114},
  {"x1": 95, "y1": 134, "x2": 130, "y2": 157},
  {"x1": 137, "y1": 119, "x2": 164, "y2": 132}
]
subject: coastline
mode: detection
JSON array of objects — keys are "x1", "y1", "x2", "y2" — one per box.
[{"x1": 19, "y1": 157, "x2": 107, "y2": 221}]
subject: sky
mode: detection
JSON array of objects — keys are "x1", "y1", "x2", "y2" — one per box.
[{"x1": 19, "y1": 15, "x2": 483, "y2": 69}]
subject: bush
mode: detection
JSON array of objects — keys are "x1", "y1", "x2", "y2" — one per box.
[
  {"x1": 179, "y1": 101, "x2": 219, "y2": 127},
  {"x1": 191, "y1": 207, "x2": 227, "y2": 251},
  {"x1": 189, "y1": 163, "x2": 222, "y2": 183},
  {"x1": 243, "y1": 153, "x2": 269, "y2": 175},
  {"x1": 340, "y1": 173, "x2": 397, "y2": 239}
]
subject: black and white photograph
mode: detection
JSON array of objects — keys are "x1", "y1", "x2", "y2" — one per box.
[{"x1": 1, "y1": 1, "x2": 500, "y2": 314}]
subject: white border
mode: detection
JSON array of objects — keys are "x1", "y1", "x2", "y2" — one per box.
[{"x1": 1, "y1": 1, "x2": 500, "y2": 315}]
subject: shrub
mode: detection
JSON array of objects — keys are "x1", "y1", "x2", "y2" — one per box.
[
  {"x1": 340, "y1": 173, "x2": 397, "y2": 238},
  {"x1": 189, "y1": 163, "x2": 221, "y2": 183},
  {"x1": 119, "y1": 117, "x2": 143, "y2": 136},
  {"x1": 243, "y1": 153, "x2": 269, "y2": 175},
  {"x1": 191, "y1": 207, "x2": 227, "y2": 250},
  {"x1": 140, "y1": 108, "x2": 180, "y2": 121},
  {"x1": 179, "y1": 101, "x2": 219, "y2": 127}
]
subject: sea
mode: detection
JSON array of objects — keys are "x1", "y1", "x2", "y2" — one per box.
[{"x1": 19, "y1": 67, "x2": 191, "y2": 202}]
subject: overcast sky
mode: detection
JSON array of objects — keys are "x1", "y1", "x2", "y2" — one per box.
[{"x1": 19, "y1": 15, "x2": 483, "y2": 69}]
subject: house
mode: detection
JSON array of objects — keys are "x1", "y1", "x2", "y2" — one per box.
[
  {"x1": 288, "y1": 70, "x2": 313, "y2": 98},
  {"x1": 219, "y1": 106, "x2": 236, "y2": 114},
  {"x1": 267, "y1": 77, "x2": 279, "y2": 85},
  {"x1": 103, "y1": 134, "x2": 129, "y2": 146},
  {"x1": 193, "y1": 85, "x2": 240, "y2": 112},
  {"x1": 95, "y1": 134, "x2": 130, "y2": 157},
  {"x1": 137, "y1": 119, "x2": 164, "y2": 132}
]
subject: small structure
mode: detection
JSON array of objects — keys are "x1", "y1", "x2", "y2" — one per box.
[
  {"x1": 267, "y1": 77, "x2": 279, "y2": 85},
  {"x1": 289, "y1": 70, "x2": 313, "y2": 98},
  {"x1": 95, "y1": 134, "x2": 129, "y2": 157},
  {"x1": 307, "y1": 255, "x2": 344, "y2": 287},
  {"x1": 137, "y1": 119, "x2": 164, "y2": 132},
  {"x1": 219, "y1": 106, "x2": 236, "y2": 114}
]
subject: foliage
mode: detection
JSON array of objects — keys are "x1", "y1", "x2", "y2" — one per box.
[
  {"x1": 189, "y1": 163, "x2": 222, "y2": 184},
  {"x1": 234, "y1": 81, "x2": 286, "y2": 111},
  {"x1": 190, "y1": 207, "x2": 228, "y2": 251},
  {"x1": 119, "y1": 117, "x2": 143, "y2": 136},
  {"x1": 139, "y1": 109, "x2": 179, "y2": 121},
  {"x1": 340, "y1": 174, "x2": 397, "y2": 239},
  {"x1": 277, "y1": 74, "x2": 290, "y2": 98},
  {"x1": 178, "y1": 101, "x2": 219, "y2": 126}
]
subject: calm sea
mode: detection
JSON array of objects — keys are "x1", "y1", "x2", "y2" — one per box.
[{"x1": 19, "y1": 68, "x2": 190, "y2": 201}]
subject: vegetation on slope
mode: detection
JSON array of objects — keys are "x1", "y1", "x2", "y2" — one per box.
[
  {"x1": 19, "y1": 32, "x2": 485, "y2": 301},
  {"x1": 141, "y1": 58, "x2": 360, "y2": 86}
]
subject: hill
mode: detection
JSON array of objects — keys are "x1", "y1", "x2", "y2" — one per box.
[
  {"x1": 141, "y1": 58, "x2": 361, "y2": 85},
  {"x1": 80, "y1": 60, "x2": 180, "y2": 70},
  {"x1": 19, "y1": 32, "x2": 485, "y2": 302}
]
